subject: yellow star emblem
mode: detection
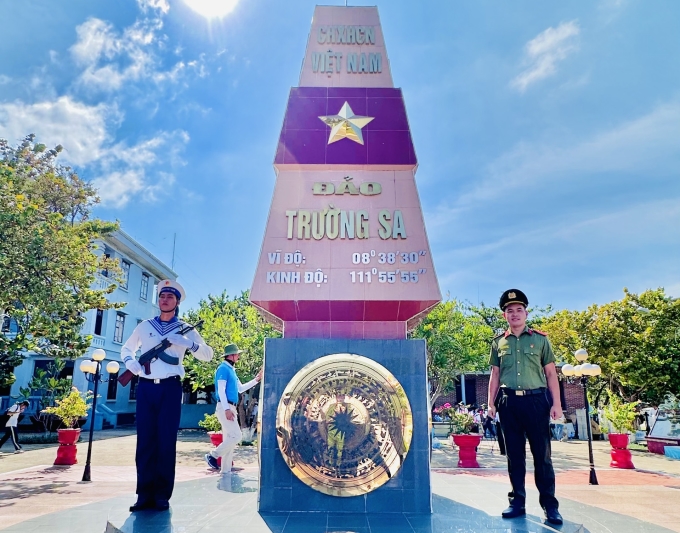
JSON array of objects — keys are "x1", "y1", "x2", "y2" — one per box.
[{"x1": 319, "y1": 102, "x2": 375, "y2": 145}]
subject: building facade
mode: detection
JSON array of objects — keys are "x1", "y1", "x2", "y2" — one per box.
[
  {"x1": 434, "y1": 368, "x2": 585, "y2": 415},
  {"x1": 1, "y1": 229, "x2": 177, "y2": 429}
]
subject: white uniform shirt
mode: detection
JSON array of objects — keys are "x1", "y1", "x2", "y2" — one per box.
[
  {"x1": 120, "y1": 317, "x2": 213, "y2": 379},
  {"x1": 5, "y1": 404, "x2": 21, "y2": 428}
]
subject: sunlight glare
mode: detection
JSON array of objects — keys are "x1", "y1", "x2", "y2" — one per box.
[{"x1": 183, "y1": 0, "x2": 239, "y2": 19}]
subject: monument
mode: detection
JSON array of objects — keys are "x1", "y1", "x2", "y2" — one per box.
[{"x1": 251, "y1": 5, "x2": 441, "y2": 514}]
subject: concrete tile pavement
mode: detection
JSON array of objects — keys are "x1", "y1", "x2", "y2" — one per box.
[{"x1": 0, "y1": 431, "x2": 679, "y2": 532}]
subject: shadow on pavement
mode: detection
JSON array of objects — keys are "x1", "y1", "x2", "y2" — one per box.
[
  {"x1": 106, "y1": 510, "x2": 173, "y2": 533},
  {"x1": 257, "y1": 494, "x2": 586, "y2": 533},
  {"x1": 0, "y1": 481, "x2": 77, "y2": 508}
]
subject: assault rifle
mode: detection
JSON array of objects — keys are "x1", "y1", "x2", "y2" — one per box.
[{"x1": 118, "y1": 320, "x2": 204, "y2": 387}]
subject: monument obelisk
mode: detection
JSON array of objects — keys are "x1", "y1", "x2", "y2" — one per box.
[{"x1": 251, "y1": 5, "x2": 441, "y2": 514}]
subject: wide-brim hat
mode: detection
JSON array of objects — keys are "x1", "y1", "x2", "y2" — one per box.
[
  {"x1": 223, "y1": 343, "x2": 243, "y2": 357},
  {"x1": 157, "y1": 279, "x2": 186, "y2": 303},
  {"x1": 499, "y1": 288, "x2": 529, "y2": 310}
]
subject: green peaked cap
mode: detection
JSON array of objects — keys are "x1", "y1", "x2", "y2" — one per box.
[{"x1": 223, "y1": 343, "x2": 242, "y2": 357}]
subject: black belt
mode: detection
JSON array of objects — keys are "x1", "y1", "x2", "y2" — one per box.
[
  {"x1": 140, "y1": 375, "x2": 181, "y2": 384},
  {"x1": 501, "y1": 387, "x2": 546, "y2": 397}
]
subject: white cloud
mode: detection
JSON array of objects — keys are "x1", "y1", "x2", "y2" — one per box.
[
  {"x1": 137, "y1": 0, "x2": 170, "y2": 14},
  {"x1": 92, "y1": 170, "x2": 146, "y2": 208},
  {"x1": 0, "y1": 96, "x2": 115, "y2": 165},
  {"x1": 92, "y1": 168, "x2": 176, "y2": 208},
  {"x1": 92, "y1": 130, "x2": 188, "y2": 206},
  {"x1": 433, "y1": 99, "x2": 680, "y2": 220},
  {"x1": 511, "y1": 21, "x2": 580, "y2": 92},
  {"x1": 0, "y1": 96, "x2": 189, "y2": 207},
  {"x1": 0, "y1": 75, "x2": 11, "y2": 85},
  {"x1": 70, "y1": 17, "x2": 162, "y2": 92},
  {"x1": 69, "y1": 14, "x2": 201, "y2": 93}
]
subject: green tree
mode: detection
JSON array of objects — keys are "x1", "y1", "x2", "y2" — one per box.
[
  {"x1": 410, "y1": 300, "x2": 492, "y2": 404},
  {"x1": 539, "y1": 288, "x2": 680, "y2": 404},
  {"x1": 182, "y1": 291, "x2": 281, "y2": 393},
  {"x1": 0, "y1": 135, "x2": 120, "y2": 388}
]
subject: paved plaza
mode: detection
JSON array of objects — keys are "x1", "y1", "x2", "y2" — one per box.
[{"x1": 1, "y1": 431, "x2": 679, "y2": 532}]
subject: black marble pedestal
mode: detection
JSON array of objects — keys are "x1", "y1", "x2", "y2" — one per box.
[{"x1": 258, "y1": 338, "x2": 431, "y2": 514}]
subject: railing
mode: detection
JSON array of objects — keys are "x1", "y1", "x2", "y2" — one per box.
[
  {"x1": 94, "y1": 274, "x2": 113, "y2": 290},
  {"x1": 91, "y1": 335, "x2": 105, "y2": 347},
  {"x1": 0, "y1": 396, "x2": 42, "y2": 416}
]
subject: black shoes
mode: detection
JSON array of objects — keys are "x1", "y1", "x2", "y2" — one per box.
[
  {"x1": 204, "y1": 453, "x2": 219, "y2": 470},
  {"x1": 501, "y1": 506, "x2": 526, "y2": 519},
  {"x1": 129, "y1": 500, "x2": 155, "y2": 512},
  {"x1": 129, "y1": 499, "x2": 170, "y2": 512},
  {"x1": 501, "y1": 504, "x2": 562, "y2": 525},
  {"x1": 544, "y1": 507, "x2": 563, "y2": 525},
  {"x1": 155, "y1": 500, "x2": 170, "y2": 511}
]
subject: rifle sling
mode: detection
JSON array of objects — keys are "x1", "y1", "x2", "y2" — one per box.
[{"x1": 156, "y1": 351, "x2": 180, "y2": 366}]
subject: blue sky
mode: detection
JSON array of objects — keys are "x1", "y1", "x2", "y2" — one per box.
[{"x1": 1, "y1": 0, "x2": 678, "y2": 313}]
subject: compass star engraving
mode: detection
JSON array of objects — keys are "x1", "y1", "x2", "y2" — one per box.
[{"x1": 319, "y1": 102, "x2": 374, "y2": 145}]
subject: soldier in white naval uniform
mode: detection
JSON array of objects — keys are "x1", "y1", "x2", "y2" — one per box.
[{"x1": 121, "y1": 280, "x2": 213, "y2": 512}]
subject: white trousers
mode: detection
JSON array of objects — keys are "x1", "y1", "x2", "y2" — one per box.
[{"x1": 210, "y1": 402, "x2": 241, "y2": 473}]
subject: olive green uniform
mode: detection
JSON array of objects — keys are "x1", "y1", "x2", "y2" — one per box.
[
  {"x1": 490, "y1": 327, "x2": 559, "y2": 511},
  {"x1": 489, "y1": 327, "x2": 556, "y2": 390}
]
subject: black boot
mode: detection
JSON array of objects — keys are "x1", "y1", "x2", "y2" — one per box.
[
  {"x1": 544, "y1": 507, "x2": 563, "y2": 525},
  {"x1": 501, "y1": 506, "x2": 526, "y2": 519},
  {"x1": 129, "y1": 500, "x2": 155, "y2": 512}
]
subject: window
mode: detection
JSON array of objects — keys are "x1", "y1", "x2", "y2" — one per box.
[
  {"x1": 1, "y1": 316, "x2": 19, "y2": 334},
  {"x1": 114, "y1": 313, "x2": 125, "y2": 343},
  {"x1": 129, "y1": 375, "x2": 139, "y2": 400},
  {"x1": 140, "y1": 274, "x2": 149, "y2": 301},
  {"x1": 120, "y1": 260, "x2": 131, "y2": 290},
  {"x1": 101, "y1": 249, "x2": 112, "y2": 277},
  {"x1": 152, "y1": 283, "x2": 158, "y2": 305},
  {"x1": 94, "y1": 309, "x2": 105, "y2": 336},
  {"x1": 107, "y1": 371, "x2": 119, "y2": 400}
]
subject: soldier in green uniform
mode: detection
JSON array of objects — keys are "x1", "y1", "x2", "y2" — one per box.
[{"x1": 487, "y1": 289, "x2": 563, "y2": 526}]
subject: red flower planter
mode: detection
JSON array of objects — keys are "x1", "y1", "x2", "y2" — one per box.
[
  {"x1": 208, "y1": 432, "x2": 223, "y2": 467},
  {"x1": 54, "y1": 428, "x2": 81, "y2": 465},
  {"x1": 452, "y1": 434, "x2": 482, "y2": 468},
  {"x1": 609, "y1": 433, "x2": 634, "y2": 469}
]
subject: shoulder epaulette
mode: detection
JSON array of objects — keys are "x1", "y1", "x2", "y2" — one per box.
[{"x1": 530, "y1": 328, "x2": 548, "y2": 336}]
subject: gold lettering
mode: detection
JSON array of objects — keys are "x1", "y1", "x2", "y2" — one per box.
[
  {"x1": 356, "y1": 210, "x2": 369, "y2": 239},
  {"x1": 392, "y1": 210, "x2": 407, "y2": 239},
  {"x1": 285, "y1": 210, "x2": 297, "y2": 239},
  {"x1": 378, "y1": 209, "x2": 391, "y2": 239},
  {"x1": 298, "y1": 210, "x2": 311, "y2": 239},
  {"x1": 359, "y1": 182, "x2": 381, "y2": 195},
  {"x1": 340, "y1": 210, "x2": 354, "y2": 239},
  {"x1": 335, "y1": 181, "x2": 359, "y2": 195},
  {"x1": 313, "y1": 182, "x2": 335, "y2": 195},
  {"x1": 312, "y1": 211, "x2": 325, "y2": 240}
]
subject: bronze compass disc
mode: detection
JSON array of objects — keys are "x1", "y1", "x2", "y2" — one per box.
[{"x1": 275, "y1": 353, "x2": 413, "y2": 497}]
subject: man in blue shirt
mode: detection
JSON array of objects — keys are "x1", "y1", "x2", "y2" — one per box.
[{"x1": 205, "y1": 344, "x2": 261, "y2": 474}]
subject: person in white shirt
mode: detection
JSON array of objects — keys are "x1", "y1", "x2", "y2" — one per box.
[
  {"x1": 0, "y1": 401, "x2": 29, "y2": 452},
  {"x1": 204, "y1": 344, "x2": 261, "y2": 474},
  {"x1": 120, "y1": 280, "x2": 213, "y2": 512}
]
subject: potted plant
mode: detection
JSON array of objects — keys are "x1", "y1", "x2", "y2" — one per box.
[
  {"x1": 199, "y1": 413, "x2": 223, "y2": 466},
  {"x1": 602, "y1": 392, "x2": 639, "y2": 469},
  {"x1": 442, "y1": 405, "x2": 481, "y2": 468},
  {"x1": 42, "y1": 387, "x2": 91, "y2": 465}
]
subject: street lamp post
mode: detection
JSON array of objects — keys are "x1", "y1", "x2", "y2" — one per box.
[
  {"x1": 79, "y1": 348, "x2": 119, "y2": 482},
  {"x1": 562, "y1": 349, "x2": 601, "y2": 486}
]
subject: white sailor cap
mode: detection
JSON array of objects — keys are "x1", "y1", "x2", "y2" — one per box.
[{"x1": 157, "y1": 279, "x2": 186, "y2": 303}]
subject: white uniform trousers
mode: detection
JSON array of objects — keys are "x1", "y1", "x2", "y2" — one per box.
[{"x1": 210, "y1": 402, "x2": 241, "y2": 473}]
